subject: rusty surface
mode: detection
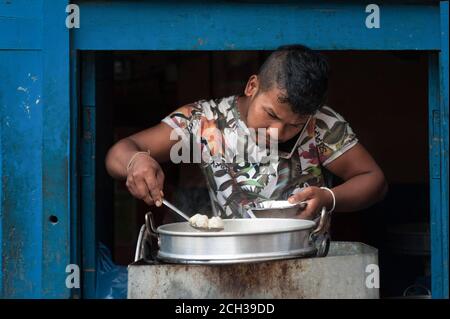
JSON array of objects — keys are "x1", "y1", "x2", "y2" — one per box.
[{"x1": 128, "y1": 242, "x2": 379, "y2": 299}]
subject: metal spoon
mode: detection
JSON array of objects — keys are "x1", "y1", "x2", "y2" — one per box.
[
  {"x1": 161, "y1": 199, "x2": 224, "y2": 231},
  {"x1": 161, "y1": 199, "x2": 190, "y2": 221}
]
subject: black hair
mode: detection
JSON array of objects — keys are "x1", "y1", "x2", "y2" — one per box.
[{"x1": 257, "y1": 44, "x2": 329, "y2": 115}]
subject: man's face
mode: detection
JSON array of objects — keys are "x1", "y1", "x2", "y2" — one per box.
[{"x1": 244, "y1": 76, "x2": 310, "y2": 143}]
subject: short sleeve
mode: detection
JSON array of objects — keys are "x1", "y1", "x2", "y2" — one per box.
[
  {"x1": 314, "y1": 106, "x2": 358, "y2": 166},
  {"x1": 161, "y1": 103, "x2": 203, "y2": 141}
]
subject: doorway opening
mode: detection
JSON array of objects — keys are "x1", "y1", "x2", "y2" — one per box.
[{"x1": 81, "y1": 50, "x2": 430, "y2": 298}]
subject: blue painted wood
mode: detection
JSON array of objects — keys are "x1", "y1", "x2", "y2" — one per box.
[
  {"x1": 429, "y1": 1, "x2": 449, "y2": 300},
  {"x1": 0, "y1": 0, "x2": 42, "y2": 17},
  {"x1": 41, "y1": 0, "x2": 71, "y2": 298},
  {"x1": 0, "y1": 0, "x2": 42, "y2": 50},
  {"x1": 0, "y1": 0, "x2": 46, "y2": 299},
  {"x1": 429, "y1": 54, "x2": 443, "y2": 299},
  {"x1": 0, "y1": 50, "x2": 44, "y2": 298},
  {"x1": 0, "y1": 0, "x2": 72, "y2": 299},
  {"x1": 0, "y1": 18, "x2": 42, "y2": 50},
  {"x1": 0, "y1": 109, "x2": 2, "y2": 297},
  {"x1": 73, "y1": 1, "x2": 441, "y2": 50},
  {"x1": 70, "y1": 49, "x2": 81, "y2": 299},
  {"x1": 436, "y1": 0, "x2": 449, "y2": 299},
  {"x1": 80, "y1": 53, "x2": 97, "y2": 299}
]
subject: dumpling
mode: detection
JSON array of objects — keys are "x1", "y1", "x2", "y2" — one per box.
[
  {"x1": 208, "y1": 216, "x2": 224, "y2": 229},
  {"x1": 188, "y1": 214, "x2": 224, "y2": 229},
  {"x1": 189, "y1": 214, "x2": 209, "y2": 228}
]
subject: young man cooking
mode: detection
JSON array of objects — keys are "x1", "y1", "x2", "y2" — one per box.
[{"x1": 105, "y1": 45, "x2": 388, "y2": 220}]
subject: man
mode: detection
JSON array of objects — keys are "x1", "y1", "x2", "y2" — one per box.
[{"x1": 105, "y1": 44, "x2": 388, "y2": 220}]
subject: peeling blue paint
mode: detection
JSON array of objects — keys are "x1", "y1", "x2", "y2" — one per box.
[
  {"x1": 0, "y1": 51, "x2": 44, "y2": 298},
  {"x1": 0, "y1": 0, "x2": 70, "y2": 299},
  {"x1": 73, "y1": 1, "x2": 441, "y2": 51}
]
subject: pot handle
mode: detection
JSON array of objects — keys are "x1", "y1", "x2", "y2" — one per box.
[
  {"x1": 311, "y1": 206, "x2": 331, "y2": 237},
  {"x1": 145, "y1": 211, "x2": 158, "y2": 238},
  {"x1": 134, "y1": 212, "x2": 159, "y2": 262},
  {"x1": 134, "y1": 224, "x2": 147, "y2": 262},
  {"x1": 143, "y1": 211, "x2": 161, "y2": 261},
  {"x1": 310, "y1": 206, "x2": 332, "y2": 257}
]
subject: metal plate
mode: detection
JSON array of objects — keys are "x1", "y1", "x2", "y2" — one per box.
[
  {"x1": 249, "y1": 200, "x2": 307, "y2": 210},
  {"x1": 247, "y1": 200, "x2": 307, "y2": 218}
]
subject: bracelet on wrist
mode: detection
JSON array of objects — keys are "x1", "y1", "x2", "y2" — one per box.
[{"x1": 126, "y1": 150, "x2": 151, "y2": 172}]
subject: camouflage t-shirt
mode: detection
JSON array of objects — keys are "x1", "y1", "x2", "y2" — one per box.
[{"x1": 162, "y1": 95, "x2": 358, "y2": 218}]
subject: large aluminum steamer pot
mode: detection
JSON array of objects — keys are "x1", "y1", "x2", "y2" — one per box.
[{"x1": 136, "y1": 207, "x2": 332, "y2": 264}]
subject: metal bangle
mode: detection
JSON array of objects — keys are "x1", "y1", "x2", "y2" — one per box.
[
  {"x1": 126, "y1": 150, "x2": 151, "y2": 172},
  {"x1": 320, "y1": 186, "x2": 336, "y2": 214}
]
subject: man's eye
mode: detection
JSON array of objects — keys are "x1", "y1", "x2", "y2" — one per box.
[{"x1": 268, "y1": 112, "x2": 277, "y2": 119}]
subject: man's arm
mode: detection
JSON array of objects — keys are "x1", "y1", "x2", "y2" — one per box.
[
  {"x1": 105, "y1": 122, "x2": 176, "y2": 180},
  {"x1": 105, "y1": 105, "x2": 191, "y2": 206},
  {"x1": 323, "y1": 143, "x2": 388, "y2": 212},
  {"x1": 289, "y1": 143, "x2": 388, "y2": 218}
]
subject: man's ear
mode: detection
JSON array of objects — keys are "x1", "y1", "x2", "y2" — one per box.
[{"x1": 244, "y1": 75, "x2": 259, "y2": 97}]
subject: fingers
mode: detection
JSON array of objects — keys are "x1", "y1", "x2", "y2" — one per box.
[
  {"x1": 126, "y1": 175, "x2": 154, "y2": 206},
  {"x1": 156, "y1": 170, "x2": 165, "y2": 205},
  {"x1": 144, "y1": 173, "x2": 163, "y2": 207},
  {"x1": 288, "y1": 187, "x2": 314, "y2": 204},
  {"x1": 125, "y1": 156, "x2": 165, "y2": 206},
  {"x1": 297, "y1": 200, "x2": 318, "y2": 220},
  {"x1": 156, "y1": 169, "x2": 165, "y2": 195},
  {"x1": 288, "y1": 187, "x2": 321, "y2": 220},
  {"x1": 142, "y1": 193, "x2": 154, "y2": 206},
  {"x1": 126, "y1": 170, "x2": 164, "y2": 207}
]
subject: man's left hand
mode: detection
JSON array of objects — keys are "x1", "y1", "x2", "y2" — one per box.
[{"x1": 288, "y1": 186, "x2": 333, "y2": 220}]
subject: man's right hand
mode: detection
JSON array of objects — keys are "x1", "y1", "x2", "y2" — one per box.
[{"x1": 125, "y1": 153, "x2": 165, "y2": 206}]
